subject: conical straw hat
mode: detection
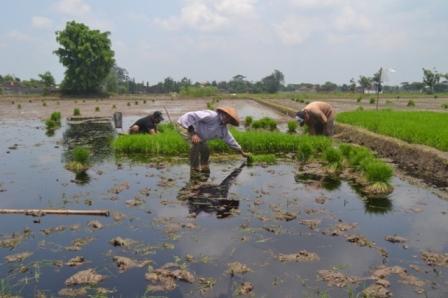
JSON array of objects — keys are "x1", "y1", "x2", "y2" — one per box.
[{"x1": 216, "y1": 107, "x2": 239, "y2": 126}]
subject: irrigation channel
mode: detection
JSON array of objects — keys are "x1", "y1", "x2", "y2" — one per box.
[{"x1": 0, "y1": 102, "x2": 447, "y2": 297}]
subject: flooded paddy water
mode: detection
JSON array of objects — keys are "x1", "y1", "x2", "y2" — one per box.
[{"x1": 0, "y1": 107, "x2": 448, "y2": 297}]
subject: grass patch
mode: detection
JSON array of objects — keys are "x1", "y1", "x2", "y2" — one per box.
[{"x1": 337, "y1": 110, "x2": 448, "y2": 151}]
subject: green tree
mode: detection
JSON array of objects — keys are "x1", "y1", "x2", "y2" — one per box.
[
  {"x1": 54, "y1": 21, "x2": 115, "y2": 94},
  {"x1": 261, "y1": 69, "x2": 284, "y2": 93},
  {"x1": 38, "y1": 71, "x2": 56, "y2": 94},
  {"x1": 358, "y1": 76, "x2": 372, "y2": 92},
  {"x1": 422, "y1": 68, "x2": 440, "y2": 94},
  {"x1": 349, "y1": 78, "x2": 356, "y2": 92}
]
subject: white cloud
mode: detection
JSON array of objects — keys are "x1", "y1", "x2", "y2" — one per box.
[
  {"x1": 31, "y1": 16, "x2": 53, "y2": 29},
  {"x1": 154, "y1": 0, "x2": 258, "y2": 32},
  {"x1": 7, "y1": 30, "x2": 34, "y2": 42},
  {"x1": 334, "y1": 6, "x2": 372, "y2": 32},
  {"x1": 54, "y1": 0, "x2": 91, "y2": 16},
  {"x1": 275, "y1": 17, "x2": 318, "y2": 45},
  {"x1": 289, "y1": 0, "x2": 344, "y2": 9}
]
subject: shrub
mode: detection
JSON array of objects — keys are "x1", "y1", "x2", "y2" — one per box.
[
  {"x1": 245, "y1": 116, "x2": 253, "y2": 127},
  {"x1": 73, "y1": 108, "x2": 81, "y2": 116},
  {"x1": 287, "y1": 120, "x2": 298, "y2": 133},
  {"x1": 407, "y1": 100, "x2": 415, "y2": 107}
]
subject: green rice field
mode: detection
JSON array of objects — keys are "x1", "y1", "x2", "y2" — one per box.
[{"x1": 337, "y1": 110, "x2": 448, "y2": 151}]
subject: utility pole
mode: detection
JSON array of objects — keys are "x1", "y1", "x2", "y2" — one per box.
[{"x1": 376, "y1": 67, "x2": 383, "y2": 111}]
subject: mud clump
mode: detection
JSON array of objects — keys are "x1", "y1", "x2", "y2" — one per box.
[
  {"x1": 110, "y1": 237, "x2": 136, "y2": 248},
  {"x1": 238, "y1": 282, "x2": 254, "y2": 295},
  {"x1": 87, "y1": 220, "x2": 104, "y2": 230},
  {"x1": 65, "y1": 268, "x2": 106, "y2": 286},
  {"x1": 420, "y1": 251, "x2": 448, "y2": 267},
  {"x1": 318, "y1": 270, "x2": 360, "y2": 288},
  {"x1": 227, "y1": 262, "x2": 252, "y2": 276},
  {"x1": 65, "y1": 237, "x2": 94, "y2": 251},
  {"x1": 346, "y1": 234, "x2": 374, "y2": 247},
  {"x1": 4, "y1": 251, "x2": 33, "y2": 263},
  {"x1": 323, "y1": 223, "x2": 357, "y2": 236},
  {"x1": 66, "y1": 256, "x2": 86, "y2": 267},
  {"x1": 384, "y1": 235, "x2": 407, "y2": 243},
  {"x1": 112, "y1": 256, "x2": 151, "y2": 272},
  {"x1": 0, "y1": 228, "x2": 32, "y2": 249},
  {"x1": 277, "y1": 250, "x2": 320, "y2": 262},
  {"x1": 362, "y1": 284, "x2": 392, "y2": 298},
  {"x1": 300, "y1": 219, "x2": 321, "y2": 231},
  {"x1": 145, "y1": 263, "x2": 195, "y2": 292}
]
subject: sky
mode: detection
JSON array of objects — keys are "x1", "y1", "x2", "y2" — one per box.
[{"x1": 0, "y1": 0, "x2": 447, "y2": 85}]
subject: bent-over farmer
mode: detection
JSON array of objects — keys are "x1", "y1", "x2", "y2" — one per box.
[
  {"x1": 129, "y1": 111, "x2": 164, "y2": 134},
  {"x1": 296, "y1": 101, "x2": 335, "y2": 136},
  {"x1": 177, "y1": 107, "x2": 250, "y2": 172}
]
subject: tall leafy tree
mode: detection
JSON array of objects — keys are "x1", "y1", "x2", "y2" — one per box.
[
  {"x1": 261, "y1": 69, "x2": 284, "y2": 93},
  {"x1": 358, "y1": 76, "x2": 372, "y2": 92},
  {"x1": 38, "y1": 71, "x2": 56, "y2": 92},
  {"x1": 54, "y1": 21, "x2": 115, "y2": 94},
  {"x1": 422, "y1": 68, "x2": 440, "y2": 94}
]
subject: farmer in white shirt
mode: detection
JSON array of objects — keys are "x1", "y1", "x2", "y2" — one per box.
[{"x1": 177, "y1": 107, "x2": 250, "y2": 172}]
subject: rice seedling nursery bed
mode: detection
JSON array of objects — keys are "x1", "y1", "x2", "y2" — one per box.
[
  {"x1": 0, "y1": 100, "x2": 447, "y2": 297},
  {"x1": 337, "y1": 110, "x2": 448, "y2": 151}
]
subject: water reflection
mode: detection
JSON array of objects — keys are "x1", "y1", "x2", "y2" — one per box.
[
  {"x1": 295, "y1": 173, "x2": 341, "y2": 191},
  {"x1": 363, "y1": 197, "x2": 393, "y2": 214},
  {"x1": 62, "y1": 118, "x2": 115, "y2": 164},
  {"x1": 74, "y1": 171, "x2": 90, "y2": 185},
  {"x1": 177, "y1": 164, "x2": 244, "y2": 218}
]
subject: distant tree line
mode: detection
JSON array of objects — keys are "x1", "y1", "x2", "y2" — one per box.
[{"x1": 2, "y1": 20, "x2": 447, "y2": 96}]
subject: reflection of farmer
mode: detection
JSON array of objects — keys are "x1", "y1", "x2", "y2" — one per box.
[
  {"x1": 129, "y1": 111, "x2": 164, "y2": 134},
  {"x1": 177, "y1": 163, "x2": 244, "y2": 218},
  {"x1": 177, "y1": 107, "x2": 250, "y2": 172},
  {"x1": 296, "y1": 102, "x2": 335, "y2": 136}
]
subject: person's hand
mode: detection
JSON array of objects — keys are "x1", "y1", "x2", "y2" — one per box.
[
  {"x1": 191, "y1": 134, "x2": 201, "y2": 144},
  {"x1": 240, "y1": 150, "x2": 250, "y2": 158}
]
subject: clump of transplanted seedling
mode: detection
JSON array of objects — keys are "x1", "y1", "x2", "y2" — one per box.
[
  {"x1": 244, "y1": 116, "x2": 253, "y2": 127},
  {"x1": 45, "y1": 112, "x2": 62, "y2": 135},
  {"x1": 251, "y1": 117, "x2": 277, "y2": 131},
  {"x1": 95, "y1": 106, "x2": 100, "y2": 112},
  {"x1": 65, "y1": 146, "x2": 90, "y2": 173},
  {"x1": 246, "y1": 154, "x2": 277, "y2": 166},
  {"x1": 287, "y1": 120, "x2": 298, "y2": 133},
  {"x1": 73, "y1": 108, "x2": 81, "y2": 116},
  {"x1": 323, "y1": 147, "x2": 343, "y2": 173},
  {"x1": 340, "y1": 143, "x2": 393, "y2": 196}
]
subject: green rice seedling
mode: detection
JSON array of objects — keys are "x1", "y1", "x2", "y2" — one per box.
[
  {"x1": 95, "y1": 106, "x2": 100, "y2": 112},
  {"x1": 338, "y1": 143, "x2": 353, "y2": 158},
  {"x1": 324, "y1": 147, "x2": 343, "y2": 171},
  {"x1": 441, "y1": 103, "x2": 448, "y2": 109},
  {"x1": 356, "y1": 106, "x2": 364, "y2": 111},
  {"x1": 135, "y1": 101, "x2": 139, "y2": 105},
  {"x1": 73, "y1": 108, "x2": 81, "y2": 116},
  {"x1": 112, "y1": 104, "x2": 116, "y2": 109},
  {"x1": 347, "y1": 146, "x2": 374, "y2": 169},
  {"x1": 206, "y1": 101, "x2": 215, "y2": 110},
  {"x1": 127, "y1": 102, "x2": 131, "y2": 106},
  {"x1": 50, "y1": 112, "x2": 61, "y2": 122},
  {"x1": 45, "y1": 119, "x2": 59, "y2": 130},
  {"x1": 407, "y1": 99, "x2": 415, "y2": 107},
  {"x1": 385, "y1": 100, "x2": 393, "y2": 105},
  {"x1": 143, "y1": 100, "x2": 147, "y2": 104},
  {"x1": 296, "y1": 141, "x2": 313, "y2": 162},
  {"x1": 72, "y1": 146, "x2": 90, "y2": 164},
  {"x1": 28, "y1": 99, "x2": 32, "y2": 103},
  {"x1": 251, "y1": 117, "x2": 277, "y2": 131},
  {"x1": 82, "y1": 99, "x2": 86, "y2": 103},
  {"x1": 434, "y1": 95, "x2": 438, "y2": 99},
  {"x1": 244, "y1": 116, "x2": 253, "y2": 127},
  {"x1": 11, "y1": 100, "x2": 15, "y2": 104},
  {"x1": 369, "y1": 98, "x2": 375, "y2": 104},
  {"x1": 337, "y1": 110, "x2": 448, "y2": 151},
  {"x1": 356, "y1": 96, "x2": 362, "y2": 103},
  {"x1": 17, "y1": 104, "x2": 21, "y2": 109},
  {"x1": 246, "y1": 154, "x2": 277, "y2": 166},
  {"x1": 56, "y1": 101, "x2": 60, "y2": 105},
  {"x1": 287, "y1": 120, "x2": 298, "y2": 133},
  {"x1": 42, "y1": 102, "x2": 47, "y2": 107},
  {"x1": 362, "y1": 160, "x2": 393, "y2": 183}
]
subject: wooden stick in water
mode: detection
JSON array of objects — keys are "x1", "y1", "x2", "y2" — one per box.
[{"x1": 0, "y1": 209, "x2": 110, "y2": 216}]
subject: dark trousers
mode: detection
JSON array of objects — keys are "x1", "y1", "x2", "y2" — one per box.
[{"x1": 190, "y1": 142, "x2": 210, "y2": 169}]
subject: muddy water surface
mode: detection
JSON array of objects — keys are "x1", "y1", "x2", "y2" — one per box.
[{"x1": 0, "y1": 120, "x2": 447, "y2": 297}]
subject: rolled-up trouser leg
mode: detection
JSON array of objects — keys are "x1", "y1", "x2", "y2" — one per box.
[
  {"x1": 324, "y1": 118, "x2": 335, "y2": 136},
  {"x1": 199, "y1": 142, "x2": 210, "y2": 167},
  {"x1": 190, "y1": 143, "x2": 201, "y2": 170}
]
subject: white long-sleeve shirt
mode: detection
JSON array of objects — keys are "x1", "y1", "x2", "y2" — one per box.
[{"x1": 177, "y1": 110, "x2": 242, "y2": 150}]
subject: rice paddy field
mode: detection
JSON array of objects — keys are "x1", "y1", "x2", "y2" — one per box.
[
  {"x1": 0, "y1": 97, "x2": 447, "y2": 297},
  {"x1": 336, "y1": 110, "x2": 448, "y2": 151}
]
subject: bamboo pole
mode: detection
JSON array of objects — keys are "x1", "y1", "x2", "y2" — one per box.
[{"x1": 0, "y1": 209, "x2": 109, "y2": 216}]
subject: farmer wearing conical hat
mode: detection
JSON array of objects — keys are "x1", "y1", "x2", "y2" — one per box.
[
  {"x1": 296, "y1": 101, "x2": 335, "y2": 136},
  {"x1": 177, "y1": 107, "x2": 250, "y2": 172}
]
